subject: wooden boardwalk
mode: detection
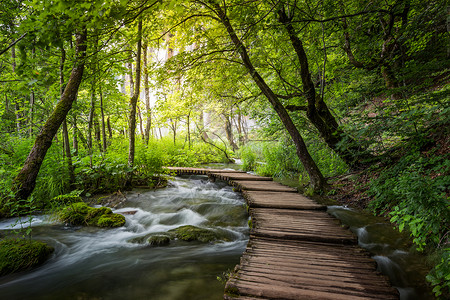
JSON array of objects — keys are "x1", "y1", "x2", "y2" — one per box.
[{"x1": 168, "y1": 167, "x2": 399, "y2": 299}]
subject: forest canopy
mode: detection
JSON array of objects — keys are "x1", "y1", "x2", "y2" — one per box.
[{"x1": 0, "y1": 0, "x2": 448, "y2": 296}]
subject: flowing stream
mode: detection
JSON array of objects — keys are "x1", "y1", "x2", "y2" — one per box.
[
  {"x1": 0, "y1": 167, "x2": 435, "y2": 300},
  {"x1": 0, "y1": 175, "x2": 249, "y2": 300},
  {"x1": 327, "y1": 206, "x2": 433, "y2": 299}
]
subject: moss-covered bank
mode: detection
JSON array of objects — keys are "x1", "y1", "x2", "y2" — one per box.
[
  {"x1": 58, "y1": 202, "x2": 125, "y2": 227},
  {"x1": 0, "y1": 238, "x2": 54, "y2": 276}
]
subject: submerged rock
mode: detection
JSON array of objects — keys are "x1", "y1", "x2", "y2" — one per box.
[
  {"x1": 58, "y1": 202, "x2": 125, "y2": 227},
  {"x1": 168, "y1": 225, "x2": 224, "y2": 243},
  {"x1": 147, "y1": 235, "x2": 171, "y2": 246},
  {"x1": 0, "y1": 238, "x2": 54, "y2": 276},
  {"x1": 128, "y1": 225, "x2": 231, "y2": 246}
]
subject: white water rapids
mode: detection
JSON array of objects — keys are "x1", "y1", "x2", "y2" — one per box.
[{"x1": 0, "y1": 175, "x2": 249, "y2": 300}]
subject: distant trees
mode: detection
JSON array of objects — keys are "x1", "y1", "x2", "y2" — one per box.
[{"x1": 8, "y1": 0, "x2": 161, "y2": 199}]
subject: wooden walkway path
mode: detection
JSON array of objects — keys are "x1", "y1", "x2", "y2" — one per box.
[{"x1": 166, "y1": 167, "x2": 399, "y2": 299}]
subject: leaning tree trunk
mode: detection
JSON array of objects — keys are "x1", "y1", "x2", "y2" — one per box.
[
  {"x1": 127, "y1": 20, "x2": 142, "y2": 169},
  {"x1": 278, "y1": 8, "x2": 372, "y2": 169},
  {"x1": 60, "y1": 46, "x2": 75, "y2": 185},
  {"x1": 211, "y1": 2, "x2": 325, "y2": 191},
  {"x1": 13, "y1": 29, "x2": 87, "y2": 200}
]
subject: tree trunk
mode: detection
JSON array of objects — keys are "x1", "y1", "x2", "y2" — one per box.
[
  {"x1": 29, "y1": 46, "x2": 35, "y2": 137},
  {"x1": 212, "y1": 3, "x2": 325, "y2": 191},
  {"x1": 107, "y1": 116, "x2": 112, "y2": 139},
  {"x1": 60, "y1": 46, "x2": 75, "y2": 185},
  {"x1": 224, "y1": 113, "x2": 238, "y2": 151},
  {"x1": 278, "y1": 8, "x2": 371, "y2": 169},
  {"x1": 198, "y1": 110, "x2": 209, "y2": 141},
  {"x1": 11, "y1": 45, "x2": 21, "y2": 134},
  {"x1": 29, "y1": 91, "x2": 34, "y2": 137},
  {"x1": 94, "y1": 114, "x2": 101, "y2": 151},
  {"x1": 236, "y1": 108, "x2": 244, "y2": 146},
  {"x1": 138, "y1": 105, "x2": 144, "y2": 140},
  {"x1": 13, "y1": 29, "x2": 87, "y2": 200},
  {"x1": 99, "y1": 85, "x2": 107, "y2": 152},
  {"x1": 128, "y1": 20, "x2": 142, "y2": 169},
  {"x1": 87, "y1": 85, "x2": 95, "y2": 152},
  {"x1": 170, "y1": 119, "x2": 177, "y2": 145},
  {"x1": 187, "y1": 112, "x2": 191, "y2": 149},
  {"x1": 73, "y1": 115, "x2": 78, "y2": 156},
  {"x1": 127, "y1": 58, "x2": 134, "y2": 97},
  {"x1": 143, "y1": 43, "x2": 152, "y2": 144}
]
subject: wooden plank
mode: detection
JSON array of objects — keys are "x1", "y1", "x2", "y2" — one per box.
[
  {"x1": 243, "y1": 190, "x2": 326, "y2": 210},
  {"x1": 226, "y1": 238, "x2": 398, "y2": 300},
  {"x1": 231, "y1": 180, "x2": 298, "y2": 192},
  {"x1": 226, "y1": 278, "x2": 398, "y2": 300},
  {"x1": 164, "y1": 167, "x2": 245, "y2": 175},
  {"x1": 249, "y1": 208, "x2": 357, "y2": 244},
  {"x1": 210, "y1": 172, "x2": 273, "y2": 181}
]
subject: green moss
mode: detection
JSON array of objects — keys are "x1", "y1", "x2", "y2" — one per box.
[
  {"x1": 97, "y1": 214, "x2": 125, "y2": 227},
  {"x1": 147, "y1": 234, "x2": 171, "y2": 246},
  {"x1": 168, "y1": 225, "x2": 220, "y2": 243},
  {"x1": 0, "y1": 238, "x2": 54, "y2": 276},
  {"x1": 58, "y1": 202, "x2": 125, "y2": 228}
]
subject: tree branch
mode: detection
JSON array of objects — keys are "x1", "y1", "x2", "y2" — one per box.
[
  {"x1": 285, "y1": 105, "x2": 307, "y2": 112},
  {"x1": 0, "y1": 32, "x2": 27, "y2": 57}
]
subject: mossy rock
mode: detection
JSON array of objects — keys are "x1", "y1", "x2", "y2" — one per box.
[
  {"x1": 58, "y1": 202, "x2": 125, "y2": 228},
  {"x1": 128, "y1": 233, "x2": 171, "y2": 246},
  {"x1": 97, "y1": 214, "x2": 126, "y2": 227},
  {"x1": 168, "y1": 225, "x2": 221, "y2": 243},
  {"x1": 147, "y1": 234, "x2": 171, "y2": 246},
  {"x1": 0, "y1": 238, "x2": 54, "y2": 276}
]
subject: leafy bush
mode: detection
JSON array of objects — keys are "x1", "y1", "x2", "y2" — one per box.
[
  {"x1": 239, "y1": 144, "x2": 258, "y2": 171},
  {"x1": 368, "y1": 149, "x2": 449, "y2": 297}
]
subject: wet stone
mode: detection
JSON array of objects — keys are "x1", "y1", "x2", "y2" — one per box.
[{"x1": 148, "y1": 235, "x2": 171, "y2": 246}]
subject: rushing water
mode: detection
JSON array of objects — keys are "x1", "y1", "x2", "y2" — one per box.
[
  {"x1": 0, "y1": 175, "x2": 249, "y2": 300},
  {"x1": 327, "y1": 206, "x2": 433, "y2": 299}
]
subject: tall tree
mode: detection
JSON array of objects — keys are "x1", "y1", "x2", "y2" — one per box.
[
  {"x1": 60, "y1": 46, "x2": 75, "y2": 185},
  {"x1": 143, "y1": 42, "x2": 152, "y2": 144},
  {"x1": 127, "y1": 19, "x2": 142, "y2": 169},
  {"x1": 204, "y1": 0, "x2": 325, "y2": 191},
  {"x1": 277, "y1": 5, "x2": 371, "y2": 168},
  {"x1": 99, "y1": 84, "x2": 107, "y2": 152},
  {"x1": 14, "y1": 30, "x2": 87, "y2": 200}
]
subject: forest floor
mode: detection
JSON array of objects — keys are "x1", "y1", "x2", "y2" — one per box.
[{"x1": 328, "y1": 122, "x2": 449, "y2": 213}]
